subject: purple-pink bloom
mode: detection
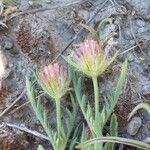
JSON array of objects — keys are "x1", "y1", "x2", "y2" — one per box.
[
  {"x1": 70, "y1": 39, "x2": 111, "y2": 77},
  {"x1": 39, "y1": 63, "x2": 69, "y2": 99}
]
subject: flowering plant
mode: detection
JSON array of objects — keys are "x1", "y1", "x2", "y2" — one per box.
[
  {"x1": 25, "y1": 19, "x2": 150, "y2": 150},
  {"x1": 26, "y1": 63, "x2": 78, "y2": 150}
]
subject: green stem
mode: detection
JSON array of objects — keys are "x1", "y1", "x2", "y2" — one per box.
[
  {"x1": 92, "y1": 77, "x2": 103, "y2": 150},
  {"x1": 56, "y1": 98, "x2": 61, "y2": 136},
  {"x1": 92, "y1": 76, "x2": 99, "y2": 119}
]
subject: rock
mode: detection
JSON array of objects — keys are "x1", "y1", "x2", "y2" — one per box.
[
  {"x1": 127, "y1": 117, "x2": 142, "y2": 136},
  {"x1": 136, "y1": 19, "x2": 145, "y2": 27},
  {"x1": 3, "y1": 39, "x2": 14, "y2": 50},
  {"x1": 143, "y1": 137, "x2": 150, "y2": 144}
]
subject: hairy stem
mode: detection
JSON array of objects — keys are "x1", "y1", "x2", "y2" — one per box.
[
  {"x1": 93, "y1": 76, "x2": 99, "y2": 119},
  {"x1": 56, "y1": 98, "x2": 61, "y2": 135},
  {"x1": 93, "y1": 76, "x2": 103, "y2": 150}
]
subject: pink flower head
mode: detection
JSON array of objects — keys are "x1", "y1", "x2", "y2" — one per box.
[
  {"x1": 40, "y1": 63, "x2": 69, "y2": 99},
  {"x1": 71, "y1": 39, "x2": 111, "y2": 77}
]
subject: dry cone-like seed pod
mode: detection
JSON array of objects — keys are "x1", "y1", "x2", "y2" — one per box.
[{"x1": 16, "y1": 20, "x2": 31, "y2": 53}]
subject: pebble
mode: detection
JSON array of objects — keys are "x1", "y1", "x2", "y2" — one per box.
[
  {"x1": 3, "y1": 39, "x2": 14, "y2": 50},
  {"x1": 127, "y1": 117, "x2": 142, "y2": 136},
  {"x1": 136, "y1": 19, "x2": 145, "y2": 27}
]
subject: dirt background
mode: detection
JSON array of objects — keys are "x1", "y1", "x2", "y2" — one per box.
[{"x1": 0, "y1": 0, "x2": 150, "y2": 149}]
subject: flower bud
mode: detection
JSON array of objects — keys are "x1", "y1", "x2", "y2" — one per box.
[
  {"x1": 39, "y1": 63, "x2": 69, "y2": 99},
  {"x1": 71, "y1": 39, "x2": 116, "y2": 78}
]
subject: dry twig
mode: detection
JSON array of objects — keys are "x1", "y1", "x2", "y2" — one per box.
[
  {"x1": 5, "y1": 122, "x2": 49, "y2": 141},
  {"x1": 0, "y1": 89, "x2": 26, "y2": 118},
  {"x1": 52, "y1": 0, "x2": 110, "y2": 63},
  {"x1": 7, "y1": 0, "x2": 88, "y2": 21}
]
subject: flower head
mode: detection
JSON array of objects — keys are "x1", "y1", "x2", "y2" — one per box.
[
  {"x1": 70, "y1": 39, "x2": 117, "y2": 78},
  {"x1": 39, "y1": 63, "x2": 69, "y2": 99}
]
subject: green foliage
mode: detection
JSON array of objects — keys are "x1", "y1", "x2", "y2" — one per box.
[
  {"x1": 103, "y1": 59, "x2": 128, "y2": 126},
  {"x1": 0, "y1": 0, "x2": 16, "y2": 4},
  {"x1": 69, "y1": 123, "x2": 83, "y2": 150},
  {"x1": 26, "y1": 77, "x2": 55, "y2": 148},
  {"x1": 80, "y1": 18, "x2": 113, "y2": 42},
  {"x1": 26, "y1": 74, "x2": 78, "y2": 150},
  {"x1": 25, "y1": 18, "x2": 147, "y2": 150},
  {"x1": 128, "y1": 103, "x2": 150, "y2": 120},
  {"x1": 104, "y1": 114, "x2": 118, "y2": 150},
  {"x1": 75, "y1": 136, "x2": 150, "y2": 150},
  {"x1": 73, "y1": 60, "x2": 127, "y2": 149}
]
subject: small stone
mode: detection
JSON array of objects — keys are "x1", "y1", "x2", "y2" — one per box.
[
  {"x1": 127, "y1": 117, "x2": 142, "y2": 136},
  {"x1": 124, "y1": 30, "x2": 133, "y2": 40},
  {"x1": 143, "y1": 137, "x2": 150, "y2": 144},
  {"x1": 138, "y1": 27, "x2": 147, "y2": 33},
  {"x1": 136, "y1": 19, "x2": 145, "y2": 27},
  {"x1": 3, "y1": 40, "x2": 14, "y2": 50}
]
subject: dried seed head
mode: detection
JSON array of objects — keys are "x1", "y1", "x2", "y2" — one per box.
[{"x1": 16, "y1": 20, "x2": 31, "y2": 53}]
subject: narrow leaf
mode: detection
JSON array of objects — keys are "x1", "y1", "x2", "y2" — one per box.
[
  {"x1": 128, "y1": 103, "x2": 150, "y2": 121},
  {"x1": 76, "y1": 137, "x2": 150, "y2": 150}
]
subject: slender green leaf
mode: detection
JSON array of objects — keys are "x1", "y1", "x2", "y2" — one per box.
[
  {"x1": 110, "y1": 114, "x2": 118, "y2": 137},
  {"x1": 80, "y1": 23, "x2": 99, "y2": 41},
  {"x1": 128, "y1": 103, "x2": 150, "y2": 121},
  {"x1": 26, "y1": 77, "x2": 55, "y2": 148},
  {"x1": 0, "y1": 0, "x2": 16, "y2": 3},
  {"x1": 107, "y1": 114, "x2": 118, "y2": 150},
  {"x1": 76, "y1": 137, "x2": 150, "y2": 150},
  {"x1": 105, "y1": 59, "x2": 128, "y2": 124},
  {"x1": 69, "y1": 123, "x2": 83, "y2": 150}
]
